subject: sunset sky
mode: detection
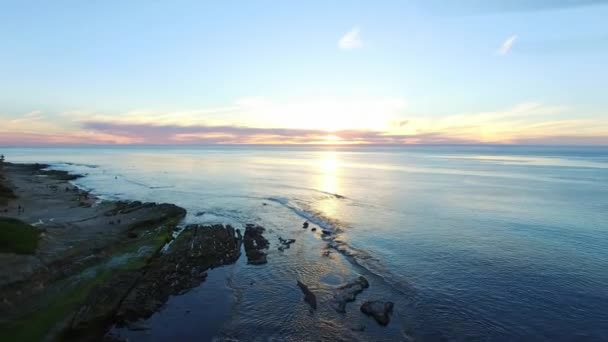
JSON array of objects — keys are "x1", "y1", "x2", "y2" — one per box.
[{"x1": 1, "y1": 1, "x2": 607, "y2": 145}]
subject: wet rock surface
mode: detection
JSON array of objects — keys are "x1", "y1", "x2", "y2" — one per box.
[
  {"x1": 278, "y1": 237, "x2": 296, "y2": 251},
  {"x1": 0, "y1": 163, "x2": 191, "y2": 341},
  {"x1": 330, "y1": 276, "x2": 370, "y2": 313},
  {"x1": 243, "y1": 224, "x2": 269, "y2": 265},
  {"x1": 67, "y1": 272, "x2": 143, "y2": 338},
  {"x1": 360, "y1": 300, "x2": 394, "y2": 326},
  {"x1": 297, "y1": 280, "x2": 317, "y2": 310},
  {"x1": 114, "y1": 224, "x2": 242, "y2": 323}
]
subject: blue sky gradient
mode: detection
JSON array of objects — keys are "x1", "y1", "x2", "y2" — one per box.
[{"x1": 1, "y1": 1, "x2": 607, "y2": 145}]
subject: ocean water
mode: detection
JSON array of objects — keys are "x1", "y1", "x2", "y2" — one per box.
[{"x1": 3, "y1": 145, "x2": 608, "y2": 341}]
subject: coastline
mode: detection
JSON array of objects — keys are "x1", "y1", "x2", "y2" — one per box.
[
  {"x1": 1, "y1": 160, "x2": 401, "y2": 341},
  {"x1": 0, "y1": 162, "x2": 201, "y2": 341}
]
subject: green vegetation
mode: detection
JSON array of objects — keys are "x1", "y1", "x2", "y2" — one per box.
[
  {"x1": 0, "y1": 266, "x2": 117, "y2": 342},
  {"x1": 0, "y1": 217, "x2": 41, "y2": 254},
  {"x1": 0, "y1": 218, "x2": 181, "y2": 341}
]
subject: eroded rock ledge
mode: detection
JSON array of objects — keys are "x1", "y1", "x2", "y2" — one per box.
[
  {"x1": 243, "y1": 223, "x2": 269, "y2": 265},
  {"x1": 65, "y1": 224, "x2": 243, "y2": 340}
]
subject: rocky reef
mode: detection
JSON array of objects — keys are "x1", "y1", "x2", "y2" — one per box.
[
  {"x1": 243, "y1": 224, "x2": 269, "y2": 265},
  {"x1": 67, "y1": 224, "x2": 243, "y2": 339},
  {"x1": 297, "y1": 280, "x2": 317, "y2": 310},
  {"x1": 360, "y1": 300, "x2": 394, "y2": 326},
  {"x1": 330, "y1": 276, "x2": 370, "y2": 313}
]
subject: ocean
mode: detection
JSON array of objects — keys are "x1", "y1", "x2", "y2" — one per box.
[{"x1": 4, "y1": 145, "x2": 608, "y2": 341}]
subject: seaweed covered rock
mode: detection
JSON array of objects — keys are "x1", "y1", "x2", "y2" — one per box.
[
  {"x1": 278, "y1": 237, "x2": 296, "y2": 251},
  {"x1": 115, "y1": 224, "x2": 242, "y2": 323},
  {"x1": 297, "y1": 280, "x2": 317, "y2": 310},
  {"x1": 243, "y1": 224, "x2": 269, "y2": 265},
  {"x1": 360, "y1": 300, "x2": 394, "y2": 326},
  {"x1": 330, "y1": 276, "x2": 370, "y2": 313}
]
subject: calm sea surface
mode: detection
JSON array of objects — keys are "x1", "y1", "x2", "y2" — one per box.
[{"x1": 4, "y1": 145, "x2": 608, "y2": 341}]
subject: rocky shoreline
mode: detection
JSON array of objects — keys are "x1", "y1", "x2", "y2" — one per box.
[
  {"x1": 0, "y1": 163, "x2": 237, "y2": 341},
  {"x1": 0, "y1": 161, "x2": 396, "y2": 341}
]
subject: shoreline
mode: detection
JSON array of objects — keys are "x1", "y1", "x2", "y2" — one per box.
[
  {"x1": 0, "y1": 162, "x2": 210, "y2": 341},
  {"x1": 1, "y1": 161, "x2": 398, "y2": 341}
]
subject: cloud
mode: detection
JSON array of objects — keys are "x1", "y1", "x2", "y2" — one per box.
[
  {"x1": 338, "y1": 27, "x2": 363, "y2": 50},
  {"x1": 1, "y1": 101, "x2": 607, "y2": 146},
  {"x1": 80, "y1": 121, "x2": 418, "y2": 144},
  {"x1": 497, "y1": 35, "x2": 518, "y2": 55}
]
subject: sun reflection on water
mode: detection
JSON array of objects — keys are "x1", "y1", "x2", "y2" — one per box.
[{"x1": 317, "y1": 151, "x2": 341, "y2": 219}]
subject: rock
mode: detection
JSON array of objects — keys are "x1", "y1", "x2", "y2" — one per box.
[
  {"x1": 69, "y1": 272, "x2": 142, "y2": 336},
  {"x1": 278, "y1": 237, "x2": 296, "y2": 251},
  {"x1": 297, "y1": 280, "x2": 317, "y2": 310},
  {"x1": 103, "y1": 333, "x2": 129, "y2": 342},
  {"x1": 330, "y1": 276, "x2": 370, "y2": 313},
  {"x1": 115, "y1": 224, "x2": 242, "y2": 323},
  {"x1": 311, "y1": 227, "x2": 317, "y2": 232},
  {"x1": 126, "y1": 320, "x2": 150, "y2": 331},
  {"x1": 360, "y1": 300, "x2": 394, "y2": 326},
  {"x1": 322, "y1": 230, "x2": 332, "y2": 235},
  {"x1": 302, "y1": 221, "x2": 309, "y2": 229},
  {"x1": 243, "y1": 224, "x2": 269, "y2": 265}
]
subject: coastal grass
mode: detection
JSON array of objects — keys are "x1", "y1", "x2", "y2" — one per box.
[{"x1": 0, "y1": 217, "x2": 40, "y2": 254}]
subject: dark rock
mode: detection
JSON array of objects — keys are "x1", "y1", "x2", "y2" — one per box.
[
  {"x1": 311, "y1": 227, "x2": 317, "y2": 232},
  {"x1": 322, "y1": 230, "x2": 332, "y2": 235},
  {"x1": 115, "y1": 224, "x2": 242, "y2": 323},
  {"x1": 278, "y1": 237, "x2": 296, "y2": 251},
  {"x1": 302, "y1": 221, "x2": 309, "y2": 229},
  {"x1": 125, "y1": 320, "x2": 150, "y2": 331},
  {"x1": 360, "y1": 300, "x2": 394, "y2": 326},
  {"x1": 38, "y1": 169, "x2": 83, "y2": 181},
  {"x1": 68, "y1": 272, "x2": 142, "y2": 337},
  {"x1": 0, "y1": 182, "x2": 16, "y2": 200},
  {"x1": 103, "y1": 333, "x2": 129, "y2": 342},
  {"x1": 243, "y1": 224, "x2": 269, "y2": 265},
  {"x1": 297, "y1": 280, "x2": 317, "y2": 310},
  {"x1": 330, "y1": 276, "x2": 370, "y2": 313}
]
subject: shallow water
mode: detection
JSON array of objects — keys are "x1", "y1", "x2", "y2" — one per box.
[{"x1": 4, "y1": 145, "x2": 608, "y2": 340}]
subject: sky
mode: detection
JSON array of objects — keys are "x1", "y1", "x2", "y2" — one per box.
[{"x1": 1, "y1": 0, "x2": 607, "y2": 145}]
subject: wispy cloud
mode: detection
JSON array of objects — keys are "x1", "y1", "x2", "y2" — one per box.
[
  {"x1": 497, "y1": 35, "x2": 518, "y2": 55},
  {"x1": 1, "y1": 101, "x2": 607, "y2": 146},
  {"x1": 80, "y1": 121, "x2": 416, "y2": 145},
  {"x1": 338, "y1": 27, "x2": 363, "y2": 50}
]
